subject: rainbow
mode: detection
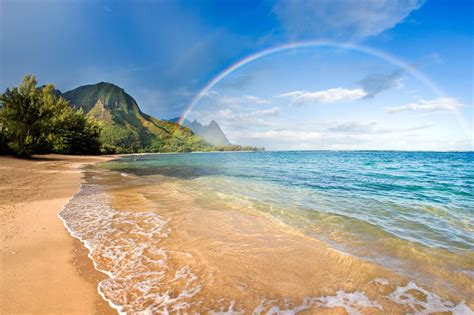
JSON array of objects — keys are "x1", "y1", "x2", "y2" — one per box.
[{"x1": 178, "y1": 40, "x2": 470, "y2": 138}]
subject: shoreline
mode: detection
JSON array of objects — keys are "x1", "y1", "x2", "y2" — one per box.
[
  {"x1": 84, "y1": 164, "x2": 473, "y2": 313},
  {"x1": 56, "y1": 182, "x2": 124, "y2": 314},
  {"x1": 0, "y1": 154, "x2": 116, "y2": 314},
  {"x1": 2, "y1": 153, "x2": 472, "y2": 313}
]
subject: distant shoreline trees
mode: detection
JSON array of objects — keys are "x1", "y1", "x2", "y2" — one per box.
[{"x1": 0, "y1": 75, "x2": 101, "y2": 157}]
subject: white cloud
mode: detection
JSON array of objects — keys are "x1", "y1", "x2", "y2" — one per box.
[
  {"x1": 385, "y1": 97, "x2": 463, "y2": 113},
  {"x1": 244, "y1": 95, "x2": 271, "y2": 104},
  {"x1": 231, "y1": 128, "x2": 467, "y2": 151},
  {"x1": 193, "y1": 92, "x2": 279, "y2": 131},
  {"x1": 246, "y1": 129, "x2": 323, "y2": 141},
  {"x1": 214, "y1": 107, "x2": 280, "y2": 130},
  {"x1": 228, "y1": 118, "x2": 437, "y2": 150},
  {"x1": 217, "y1": 108, "x2": 234, "y2": 119},
  {"x1": 319, "y1": 120, "x2": 431, "y2": 134},
  {"x1": 324, "y1": 121, "x2": 377, "y2": 134},
  {"x1": 253, "y1": 107, "x2": 280, "y2": 116},
  {"x1": 273, "y1": 0, "x2": 424, "y2": 40},
  {"x1": 278, "y1": 88, "x2": 367, "y2": 104},
  {"x1": 216, "y1": 94, "x2": 271, "y2": 108},
  {"x1": 217, "y1": 107, "x2": 280, "y2": 119}
]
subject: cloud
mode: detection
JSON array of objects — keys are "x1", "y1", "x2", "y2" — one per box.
[
  {"x1": 209, "y1": 105, "x2": 281, "y2": 131},
  {"x1": 231, "y1": 126, "x2": 380, "y2": 150},
  {"x1": 254, "y1": 107, "x2": 280, "y2": 116},
  {"x1": 273, "y1": 0, "x2": 424, "y2": 41},
  {"x1": 217, "y1": 107, "x2": 280, "y2": 120},
  {"x1": 325, "y1": 121, "x2": 377, "y2": 134},
  {"x1": 320, "y1": 120, "x2": 431, "y2": 134},
  {"x1": 385, "y1": 97, "x2": 463, "y2": 113},
  {"x1": 244, "y1": 95, "x2": 271, "y2": 104},
  {"x1": 193, "y1": 92, "x2": 278, "y2": 129},
  {"x1": 357, "y1": 69, "x2": 403, "y2": 98},
  {"x1": 209, "y1": 93, "x2": 272, "y2": 109},
  {"x1": 217, "y1": 108, "x2": 234, "y2": 119},
  {"x1": 229, "y1": 121, "x2": 438, "y2": 151},
  {"x1": 278, "y1": 88, "x2": 367, "y2": 104},
  {"x1": 245, "y1": 129, "x2": 323, "y2": 141}
]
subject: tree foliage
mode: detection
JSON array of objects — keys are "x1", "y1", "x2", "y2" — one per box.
[{"x1": 0, "y1": 75, "x2": 101, "y2": 157}]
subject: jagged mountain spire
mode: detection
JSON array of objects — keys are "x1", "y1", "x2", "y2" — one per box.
[{"x1": 169, "y1": 117, "x2": 232, "y2": 146}]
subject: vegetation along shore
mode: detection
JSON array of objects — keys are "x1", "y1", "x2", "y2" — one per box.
[{"x1": 0, "y1": 75, "x2": 262, "y2": 158}]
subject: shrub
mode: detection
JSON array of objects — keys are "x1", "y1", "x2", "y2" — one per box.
[{"x1": 0, "y1": 75, "x2": 102, "y2": 157}]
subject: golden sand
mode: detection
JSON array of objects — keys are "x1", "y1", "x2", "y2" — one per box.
[
  {"x1": 2, "y1": 156, "x2": 471, "y2": 314},
  {"x1": 101, "y1": 171, "x2": 472, "y2": 313},
  {"x1": 0, "y1": 155, "x2": 115, "y2": 314}
]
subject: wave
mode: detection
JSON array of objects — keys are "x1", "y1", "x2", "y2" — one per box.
[
  {"x1": 58, "y1": 183, "x2": 472, "y2": 314},
  {"x1": 58, "y1": 184, "x2": 201, "y2": 313}
]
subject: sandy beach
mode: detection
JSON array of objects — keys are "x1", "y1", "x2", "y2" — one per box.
[
  {"x1": 67, "y1": 160, "x2": 472, "y2": 314},
  {"x1": 0, "y1": 155, "x2": 115, "y2": 314},
  {"x1": 1, "y1": 153, "x2": 472, "y2": 314}
]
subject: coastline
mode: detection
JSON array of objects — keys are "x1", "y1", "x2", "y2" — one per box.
[
  {"x1": 82, "y1": 160, "x2": 473, "y2": 313},
  {"x1": 2, "y1": 152, "x2": 472, "y2": 313},
  {"x1": 0, "y1": 154, "x2": 116, "y2": 314}
]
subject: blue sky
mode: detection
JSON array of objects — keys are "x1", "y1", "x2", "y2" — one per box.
[{"x1": 1, "y1": 0, "x2": 472, "y2": 150}]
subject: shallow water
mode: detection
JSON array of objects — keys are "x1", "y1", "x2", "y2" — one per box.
[{"x1": 61, "y1": 151, "x2": 474, "y2": 314}]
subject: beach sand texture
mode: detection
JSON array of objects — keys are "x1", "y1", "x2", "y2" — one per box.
[
  {"x1": 61, "y1": 167, "x2": 472, "y2": 314},
  {"x1": 1, "y1": 154, "x2": 472, "y2": 314},
  {"x1": 0, "y1": 155, "x2": 115, "y2": 315}
]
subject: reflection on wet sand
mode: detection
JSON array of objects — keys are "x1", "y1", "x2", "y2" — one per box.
[{"x1": 63, "y1": 169, "x2": 469, "y2": 314}]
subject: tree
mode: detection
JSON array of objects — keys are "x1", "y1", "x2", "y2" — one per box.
[
  {"x1": 0, "y1": 122, "x2": 10, "y2": 155},
  {"x1": 0, "y1": 75, "x2": 102, "y2": 157},
  {"x1": 0, "y1": 75, "x2": 51, "y2": 156}
]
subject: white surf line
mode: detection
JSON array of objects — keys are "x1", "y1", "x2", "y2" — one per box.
[{"x1": 57, "y1": 183, "x2": 126, "y2": 314}]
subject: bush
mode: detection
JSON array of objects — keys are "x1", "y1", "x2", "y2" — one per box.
[{"x1": 0, "y1": 75, "x2": 102, "y2": 157}]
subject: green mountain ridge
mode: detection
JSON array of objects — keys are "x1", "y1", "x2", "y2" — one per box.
[{"x1": 61, "y1": 82, "x2": 210, "y2": 153}]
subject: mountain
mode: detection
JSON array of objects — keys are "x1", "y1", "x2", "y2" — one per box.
[
  {"x1": 61, "y1": 82, "x2": 210, "y2": 153},
  {"x1": 169, "y1": 118, "x2": 232, "y2": 146}
]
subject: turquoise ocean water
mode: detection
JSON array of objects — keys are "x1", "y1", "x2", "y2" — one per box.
[
  {"x1": 108, "y1": 151, "x2": 473, "y2": 253},
  {"x1": 94, "y1": 151, "x2": 474, "y2": 312}
]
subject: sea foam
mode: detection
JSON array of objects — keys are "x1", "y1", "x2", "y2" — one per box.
[
  {"x1": 388, "y1": 281, "x2": 472, "y2": 315},
  {"x1": 58, "y1": 184, "x2": 201, "y2": 314},
  {"x1": 59, "y1": 183, "x2": 473, "y2": 314}
]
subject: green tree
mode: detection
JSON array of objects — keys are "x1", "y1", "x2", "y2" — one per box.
[
  {"x1": 0, "y1": 75, "x2": 51, "y2": 156},
  {"x1": 0, "y1": 121, "x2": 10, "y2": 155},
  {"x1": 0, "y1": 75, "x2": 102, "y2": 157},
  {"x1": 49, "y1": 105, "x2": 102, "y2": 154}
]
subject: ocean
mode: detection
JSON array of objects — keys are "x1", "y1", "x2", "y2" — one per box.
[{"x1": 60, "y1": 151, "x2": 474, "y2": 314}]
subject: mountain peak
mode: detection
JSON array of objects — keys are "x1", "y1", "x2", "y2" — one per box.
[
  {"x1": 96, "y1": 81, "x2": 123, "y2": 90},
  {"x1": 63, "y1": 82, "x2": 139, "y2": 113},
  {"x1": 169, "y1": 117, "x2": 232, "y2": 146},
  {"x1": 61, "y1": 83, "x2": 210, "y2": 153}
]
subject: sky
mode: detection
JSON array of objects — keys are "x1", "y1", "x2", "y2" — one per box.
[{"x1": 1, "y1": 0, "x2": 473, "y2": 150}]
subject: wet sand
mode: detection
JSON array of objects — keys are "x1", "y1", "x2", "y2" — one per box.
[
  {"x1": 100, "y1": 171, "x2": 472, "y2": 313},
  {"x1": 6, "y1": 155, "x2": 469, "y2": 314},
  {"x1": 0, "y1": 155, "x2": 115, "y2": 314}
]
